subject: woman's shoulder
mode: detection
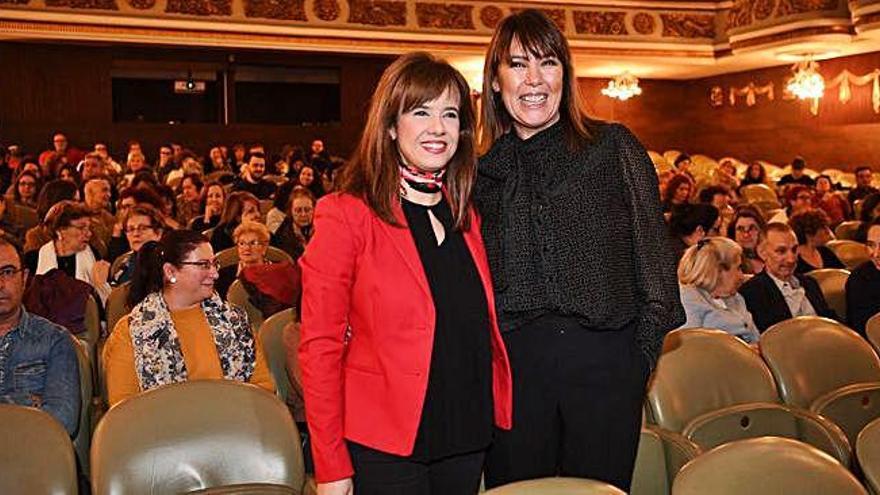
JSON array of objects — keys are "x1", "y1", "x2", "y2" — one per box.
[{"x1": 315, "y1": 192, "x2": 371, "y2": 220}]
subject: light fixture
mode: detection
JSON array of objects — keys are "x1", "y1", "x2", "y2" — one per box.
[
  {"x1": 786, "y1": 58, "x2": 825, "y2": 100},
  {"x1": 601, "y1": 72, "x2": 642, "y2": 101}
]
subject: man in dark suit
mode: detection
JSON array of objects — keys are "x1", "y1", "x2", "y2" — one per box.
[{"x1": 739, "y1": 222, "x2": 838, "y2": 332}]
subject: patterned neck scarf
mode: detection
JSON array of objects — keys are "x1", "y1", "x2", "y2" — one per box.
[{"x1": 399, "y1": 164, "x2": 445, "y2": 193}]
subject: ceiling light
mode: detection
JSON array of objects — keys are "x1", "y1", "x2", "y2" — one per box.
[
  {"x1": 601, "y1": 72, "x2": 643, "y2": 101},
  {"x1": 786, "y1": 58, "x2": 825, "y2": 100}
]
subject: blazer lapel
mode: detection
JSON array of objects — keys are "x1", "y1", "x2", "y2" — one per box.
[
  {"x1": 761, "y1": 271, "x2": 793, "y2": 322},
  {"x1": 376, "y1": 201, "x2": 432, "y2": 299},
  {"x1": 462, "y1": 212, "x2": 493, "y2": 300}
]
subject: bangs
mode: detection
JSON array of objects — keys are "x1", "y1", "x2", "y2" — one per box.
[
  {"x1": 493, "y1": 11, "x2": 567, "y2": 65},
  {"x1": 396, "y1": 62, "x2": 466, "y2": 114}
]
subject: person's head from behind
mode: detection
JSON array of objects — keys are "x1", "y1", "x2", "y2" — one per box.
[
  {"x1": 727, "y1": 205, "x2": 766, "y2": 251},
  {"x1": 664, "y1": 174, "x2": 693, "y2": 205},
  {"x1": 866, "y1": 218, "x2": 880, "y2": 270},
  {"x1": 83, "y1": 176, "x2": 112, "y2": 211},
  {"x1": 698, "y1": 185, "x2": 731, "y2": 211},
  {"x1": 674, "y1": 153, "x2": 692, "y2": 173},
  {"x1": 245, "y1": 152, "x2": 266, "y2": 181},
  {"x1": 129, "y1": 230, "x2": 218, "y2": 308},
  {"x1": 856, "y1": 166, "x2": 874, "y2": 188},
  {"x1": 790, "y1": 156, "x2": 806, "y2": 178},
  {"x1": 123, "y1": 204, "x2": 165, "y2": 253},
  {"x1": 669, "y1": 203, "x2": 721, "y2": 246},
  {"x1": 290, "y1": 186, "x2": 316, "y2": 228},
  {"x1": 0, "y1": 240, "x2": 27, "y2": 323},
  {"x1": 339, "y1": 51, "x2": 476, "y2": 229},
  {"x1": 678, "y1": 237, "x2": 744, "y2": 298},
  {"x1": 790, "y1": 209, "x2": 833, "y2": 248},
  {"x1": 221, "y1": 191, "x2": 261, "y2": 227},
  {"x1": 234, "y1": 221, "x2": 270, "y2": 267},
  {"x1": 37, "y1": 179, "x2": 79, "y2": 222},
  {"x1": 757, "y1": 223, "x2": 799, "y2": 280},
  {"x1": 48, "y1": 201, "x2": 93, "y2": 254}
]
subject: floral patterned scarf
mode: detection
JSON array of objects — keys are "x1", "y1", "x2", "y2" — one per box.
[{"x1": 128, "y1": 291, "x2": 256, "y2": 392}]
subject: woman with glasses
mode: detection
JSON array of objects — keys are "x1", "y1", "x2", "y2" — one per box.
[
  {"x1": 727, "y1": 205, "x2": 766, "y2": 275},
  {"x1": 10, "y1": 170, "x2": 40, "y2": 210},
  {"x1": 109, "y1": 204, "x2": 165, "y2": 286},
  {"x1": 103, "y1": 229, "x2": 274, "y2": 407},
  {"x1": 215, "y1": 221, "x2": 271, "y2": 299},
  {"x1": 271, "y1": 186, "x2": 315, "y2": 262},
  {"x1": 677, "y1": 237, "x2": 759, "y2": 344}
]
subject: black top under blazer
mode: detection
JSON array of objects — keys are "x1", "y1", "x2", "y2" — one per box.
[{"x1": 738, "y1": 270, "x2": 838, "y2": 332}]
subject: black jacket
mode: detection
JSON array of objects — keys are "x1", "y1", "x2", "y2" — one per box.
[
  {"x1": 846, "y1": 261, "x2": 880, "y2": 337},
  {"x1": 474, "y1": 122, "x2": 684, "y2": 367},
  {"x1": 739, "y1": 270, "x2": 838, "y2": 332}
]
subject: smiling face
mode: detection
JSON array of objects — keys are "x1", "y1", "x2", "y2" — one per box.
[
  {"x1": 124, "y1": 213, "x2": 162, "y2": 252},
  {"x1": 299, "y1": 167, "x2": 315, "y2": 187},
  {"x1": 166, "y1": 242, "x2": 218, "y2": 304},
  {"x1": 390, "y1": 88, "x2": 461, "y2": 173},
  {"x1": 759, "y1": 229, "x2": 799, "y2": 281},
  {"x1": 206, "y1": 185, "x2": 224, "y2": 211},
  {"x1": 492, "y1": 39, "x2": 563, "y2": 140},
  {"x1": 734, "y1": 216, "x2": 760, "y2": 250}
]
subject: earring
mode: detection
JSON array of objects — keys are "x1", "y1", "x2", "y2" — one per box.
[{"x1": 169, "y1": 276, "x2": 177, "y2": 284}]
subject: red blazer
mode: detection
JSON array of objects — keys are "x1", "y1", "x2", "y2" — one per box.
[{"x1": 298, "y1": 192, "x2": 513, "y2": 483}]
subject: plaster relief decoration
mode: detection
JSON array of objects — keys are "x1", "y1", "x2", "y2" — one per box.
[
  {"x1": 727, "y1": 0, "x2": 752, "y2": 29},
  {"x1": 245, "y1": 0, "x2": 307, "y2": 20},
  {"x1": 753, "y1": 0, "x2": 776, "y2": 20},
  {"x1": 416, "y1": 3, "x2": 474, "y2": 30},
  {"x1": 128, "y1": 0, "x2": 155, "y2": 9},
  {"x1": 632, "y1": 12, "x2": 657, "y2": 35},
  {"x1": 826, "y1": 69, "x2": 880, "y2": 113},
  {"x1": 348, "y1": 0, "x2": 406, "y2": 26},
  {"x1": 776, "y1": 0, "x2": 838, "y2": 17},
  {"x1": 479, "y1": 5, "x2": 503, "y2": 29},
  {"x1": 46, "y1": 0, "x2": 118, "y2": 9},
  {"x1": 728, "y1": 82, "x2": 775, "y2": 106},
  {"x1": 710, "y1": 86, "x2": 725, "y2": 107},
  {"x1": 573, "y1": 11, "x2": 628, "y2": 35},
  {"x1": 512, "y1": 7, "x2": 565, "y2": 32},
  {"x1": 166, "y1": 0, "x2": 231, "y2": 15},
  {"x1": 0, "y1": 0, "x2": 30, "y2": 4},
  {"x1": 660, "y1": 13, "x2": 715, "y2": 38},
  {"x1": 313, "y1": 0, "x2": 340, "y2": 21}
]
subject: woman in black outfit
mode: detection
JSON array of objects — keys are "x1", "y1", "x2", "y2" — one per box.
[{"x1": 475, "y1": 10, "x2": 685, "y2": 491}]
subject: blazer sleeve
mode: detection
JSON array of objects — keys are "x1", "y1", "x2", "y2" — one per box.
[
  {"x1": 614, "y1": 125, "x2": 686, "y2": 366},
  {"x1": 802, "y1": 275, "x2": 839, "y2": 321},
  {"x1": 298, "y1": 194, "x2": 362, "y2": 483}
]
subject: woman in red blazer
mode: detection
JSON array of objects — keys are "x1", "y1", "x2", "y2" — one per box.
[{"x1": 298, "y1": 52, "x2": 513, "y2": 495}]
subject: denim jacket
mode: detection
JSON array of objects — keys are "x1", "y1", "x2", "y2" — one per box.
[{"x1": 0, "y1": 309, "x2": 80, "y2": 436}]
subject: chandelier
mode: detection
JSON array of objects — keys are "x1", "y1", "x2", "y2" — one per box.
[
  {"x1": 786, "y1": 59, "x2": 825, "y2": 100},
  {"x1": 601, "y1": 72, "x2": 643, "y2": 101}
]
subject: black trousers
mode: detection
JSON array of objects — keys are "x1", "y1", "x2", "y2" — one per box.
[
  {"x1": 349, "y1": 442, "x2": 485, "y2": 495},
  {"x1": 483, "y1": 314, "x2": 649, "y2": 491}
]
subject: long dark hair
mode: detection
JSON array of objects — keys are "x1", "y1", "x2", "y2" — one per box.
[
  {"x1": 337, "y1": 51, "x2": 476, "y2": 230},
  {"x1": 480, "y1": 9, "x2": 600, "y2": 153},
  {"x1": 128, "y1": 230, "x2": 208, "y2": 307}
]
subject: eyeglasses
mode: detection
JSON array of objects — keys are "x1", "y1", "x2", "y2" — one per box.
[
  {"x1": 293, "y1": 207, "x2": 314, "y2": 214},
  {"x1": 0, "y1": 266, "x2": 25, "y2": 282},
  {"x1": 125, "y1": 225, "x2": 155, "y2": 234},
  {"x1": 179, "y1": 259, "x2": 221, "y2": 271},
  {"x1": 736, "y1": 225, "x2": 759, "y2": 233},
  {"x1": 237, "y1": 240, "x2": 267, "y2": 248},
  {"x1": 66, "y1": 223, "x2": 91, "y2": 233},
  {"x1": 18, "y1": 182, "x2": 36, "y2": 188}
]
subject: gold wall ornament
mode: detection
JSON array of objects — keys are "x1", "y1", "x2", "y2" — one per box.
[
  {"x1": 710, "y1": 86, "x2": 724, "y2": 107},
  {"x1": 826, "y1": 69, "x2": 880, "y2": 113},
  {"x1": 728, "y1": 82, "x2": 775, "y2": 107}
]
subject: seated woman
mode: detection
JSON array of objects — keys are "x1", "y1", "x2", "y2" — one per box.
[
  {"x1": 846, "y1": 218, "x2": 880, "y2": 337},
  {"x1": 740, "y1": 161, "x2": 768, "y2": 188},
  {"x1": 789, "y1": 209, "x2": 845, "y2": 274},
  {"x1": 216, "y1": 221, "x2": 271, "y2": 299},
  {"x1": 296, "y1": 164, "x2": 325, "y2": 200},
  {"x1": 9, "y1": 170, "x2": 40, "y2": 210},
  {"x1": 23, "y1": 179, "x2": 81, "y2": 254},
  {"x1": 727, "y1": 205, "x2": 766, "y2": 275},
  {"x1": 26, "y1": 200, "x2": 111, "y2": 304},
  {"x1": 103, "y1": 230, "x2": 274, "y2": 407},
  {"x1": 175, "y1": 173, "x2": 203, "y2": 227},
  {"x1": 189, "y1": 181, "x2": 226, "y2": 233},
  {"x1": 662, "y1": 174, "x2": 693, "y2": 213},
  {"x1": 668, "y1": 203, "x2": 720, "y2": 262},
  {"x1": 266, "y1": 181, "x2": 296, "y2": 235},
  {"x1": 813, "y1": 175, "x2": 850, "y2": 227},
  {"x1": 109, "y1": 204, "x2": 165, "y2": 286},
  {"x1": 210, "y1": 191, "x2": 261, "y2": 252},
  {"x1": 271, "y1": 186, "x2": 315, "y2": 261},
  {"x1": 677, "y1": 237, "x2": 760, "y2": 344}
]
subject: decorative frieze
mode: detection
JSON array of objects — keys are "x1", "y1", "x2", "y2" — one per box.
[
  {"x1": 348, "y1": 0, "x2": 406, "y2": 26},
  {"x1": 416, "y1": 3, "x2": 474, "y2": 30},
  {"x1": 245, "y1": 0, "x2": 306, "y2": 20},
  {"x1": 573, "y1": 11, "x2": 627, "y2": 35},
  {"x1": 166, "y1": 0, "x2": 231, "y2": 16},
  {"x1": 661, "y1": 13, "x2": 715, "y2": 38}
]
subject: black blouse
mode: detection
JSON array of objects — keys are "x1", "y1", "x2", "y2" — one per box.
[
  {"x1": 401, "y1": 197, "x2": 493, "y2": 461},
  {"x1": 795, "y1": 245, "x2": 846, "y2": 274}
]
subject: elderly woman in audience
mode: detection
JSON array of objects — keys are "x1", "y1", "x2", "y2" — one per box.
[
  {"x1": 846, "y1": 218, "x2": 880, "y2": 337},
  {"x1": 0, "y1": 195, "x2": 24, "y2": 248},
  {"x1": 813, "y1": 174, "x2": 850, "y2": 227},
  {"x1": 189, "y1": 181, "x2": 226, "y2": 232},
  {"x1": 109, "y1": 204, "x2": 165, "y2": 286},
  {"x1": 727, "y1": 205, "x2": 766, "y2": 275},
  {"x1": 662, "y1": 174, "x2": 693, "y2": 213},
  {"x1": 175, "y1": 173, "x2": 203, "y2": 227},
  {"x1": 789, "y1": 209, "x2": 845, "y2": 273},
  {"x1": 23, "y1": 179, "x2": 83, "y2": 254},
  {"x1": 740, "y1": 161, "x2": 768, "y2": 188},
  {"x1": 103, "y1": 230, "x2": 274, "y2": 407},
  {"x1": 210, "y1": 191, "x2": 261, "y2": 252},
  {"x1": 271, "y1": 186, "x2": 314, "y2": 261},
  {"x1": 216, "y1": 221, "x2": 271, "y2": 299},
  {"x1": 677, "y1": 237, "x2": 760, "y2": 344},
  {"x1": 25, "y1": 200, "x2": 111, "y2": 303},
  {"x1": 10, "y1": 170, "x2": 40, "y2": 209},
  {"x1": 668, "y1": 203, "x2": 721, "y2": 261}
]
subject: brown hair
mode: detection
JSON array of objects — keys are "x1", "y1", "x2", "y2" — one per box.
[
  {"x1": 220, "y1": 190, "x2": 259, "y2": 226},
  {"x1": 48, "y1": 201, "x2": 93, "y2": 239},
  {"x1": 337, "y1": 52, "x2": 475, "y2": 230},
  {"x1": 123, "y1": 204, "x2": 166, "y2": 233},
  {"x1": 789, "y1": 209, "x2": 831, "y2": 245},
  {"x1": 480, "y1": 9, "x2": 601, "y2": 152}
]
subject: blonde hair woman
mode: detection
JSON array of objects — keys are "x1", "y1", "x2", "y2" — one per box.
[{"x1": 677, "y1": 237, "x2": 759, "y2": 344}]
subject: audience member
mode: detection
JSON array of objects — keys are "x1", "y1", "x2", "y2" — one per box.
[
  {"x1": 0, "y1": 196, "x2": 24, "y2": 248},
  {"x1": 190, "y1": 181, "x2": 226, "y2": 232},
  {"x1": 40, "y1": 133, "x2": 83, "y2": 169},
  {"x1": 210, "y1": 191, "x2": 261, "y2": 252},
  {"x1": 103, "y1": 230, "x2": 274, "y2": 407},
  {"x1": 813, "y1": 174, "x2": 850, "y2": 227},
  {"x1": 24, "y1": 180, "x2": 85, "y2": 255},
  {"x1": 271, "y1": 186, "x2": 314, "y2": 261},
  {"x1": 677, "y1": 237, "x2": 759, "y2": 344},
  {"x1": 789, "y1": 209, "x2": 845, "y2": 274},
  {"x1": 668, "y1": 203, "x2": 720, "y2": 261},
  {"x1": 57, "y1": 164, "x2": 79, "y2": 185},
  {"x1": 175, "y1": 173, "x2": 202, "y2": 226},
  {"x1": 849, "y1": 166, "x2": 878, "y2": 206},
  {"x1": 727, "y1": 205, "x2": 766, "y2": 275},
  {"x1": 216, "y1": 221, "x2": 271, "y2": 299},
  {"x1": 80, "y1": 152, "x2": 110, "y2": 182},
  {"x1": 698, "y1": 185, "x2": 734, "y2": 233},
  {"x1": 856, "y1": 193, "x2": 880, "y2": 242},
  {"x1": 156, "y1": 145, "x2": 175, "y2": 181},
  {"x1": 785, "y1": 184, "x2": 814, "y2": 218},
  {"x1": 846, "y1": 218, "x2": 880, "y2": 337},
  {"x1": 109, "y1": 205, "x2": 165, "y2": 286},
  {"x1": 739, "y1": 223, "x2": 837, "y2": 332},
  {"x1": 674, "y1": 153, "x2": 694, "y2": 180},
  {"x1": 297, "y1": 164, "x2": 324, "y2": 199},
  {"x1": 232, "y1": 152, "x2": 276, "y2": 200},
  {"x1": 715, "y1": 158, "x2": 741, "y2": 192},
  {"x1": 740, "y1": 162, "x2": 768, "y2": 188},
  {"x1": 93, "y1": 143, "x2": 122, "y2": 176},
  {"x1": 0, "y1": 239, "x2": 80, "y2": 436},
  {"x1": 662, "y1": 174, "x2": 693, "y2": 212},
  {"x1": 266, "y1": 181, "x2": 296, "y2": 234},
  {"x1": 10, "y1": 171, "x2": 39, "y2": 209},
  {"x1": 777, "y1": 156, "x2": 816, "y2": 188}
]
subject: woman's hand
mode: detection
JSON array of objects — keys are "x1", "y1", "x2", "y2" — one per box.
[
  {"x1": 92, "y1": 260, "x2": 111, "y2": 285},
  {"x1": 317, "y1": 478, "x2": 353, "y2": 495},
  {"x1": 205, "y1": 203, "x2": 220, "y2": 220}
]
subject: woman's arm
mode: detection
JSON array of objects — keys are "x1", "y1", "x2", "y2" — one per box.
[
  {"x1": 248, "y1": 333, "x2": 276, "y2": 393},
  {"x1": 103, "y1": 318, "x2": 141, "y2": 407},
  {"x1": 298, "y1": 195, "x2": 362, "y2": 484}
]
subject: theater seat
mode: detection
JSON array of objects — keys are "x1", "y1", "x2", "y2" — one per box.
[
  {"x1": 648, "y1": 328, "x2": 850, "y2": 464},
  {"x1": 91, "y1": 380, "x2": 306, "y2": 495},
  {"x1": 739, "y1": 184, "x2": 778, "y2": 205},
  {"x1": 71, "y1": 336, "x2": 94, "y2": 477},
  {"x1": 258, "y1": 309, "x2": 296, "y2": 406},
  {"x1": 867, "y1": 313, "x2": 880, "y2": 356},
  {"x1": 806, "y1": 268, "x2": 850, "y2": 321},
  {"x1": 631, "y1": 427, "x2": 700, "y2": 495},
  {"x1": 483, "y1": 477, "x2": 626, "y2": 494},
  {"x1": 857, "y1": 417, "x2": 880, "y2": 494},
  {"x1": 826, "y1": 240, "x2": 872, "y2": 270},
  {"x1": 0, "y1": 404, "x2": 78, "y2": 495},
  {"x1": 672, "y1": 437, "x2": 866, "y2": 495},
  {"x1": 835, "y1": 221, "x2": 863, "y2": 241},
  {"x1": 105, "y1": 283, "x2": 131, "y2": 336},
  {"x1": 228, "y1": 279, "x2": 265, "y2": 331}
]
